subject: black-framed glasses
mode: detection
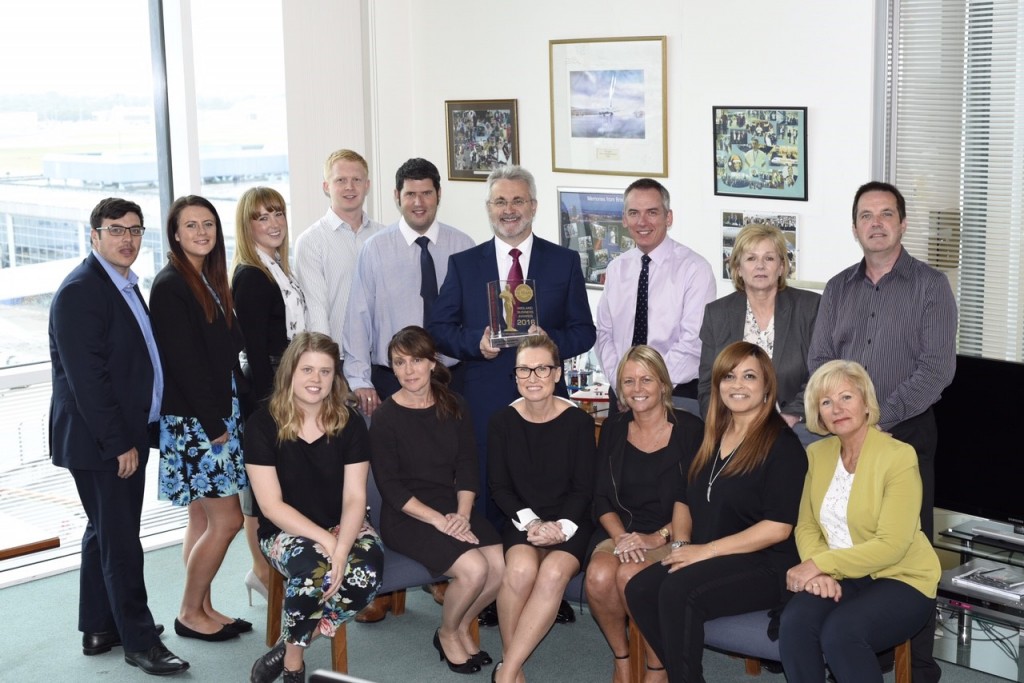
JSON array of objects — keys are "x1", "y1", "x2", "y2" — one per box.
[
  {"x1": 513, "y1": 365, "x2": 558, "y2": 379},
  {"x1": 487, "y1": 198, "x2": 533, "y2": 209},
  {"x1": 96, "y1": 225, "x2": 146, "y2": 237}
]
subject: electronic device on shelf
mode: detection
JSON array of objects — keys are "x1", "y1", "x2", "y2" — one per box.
[
  {"x1": 971, "y1": 521, "x2": 1024, "y2": 547},
  {"x1": 939, "y1": 560, "x2": 1024, "y2": 629},
  {"x1": 934, "y1": 355, "x2": 1024, "y2": 533},
  {"x1": 952, "y1": 565, "x2": 1024, "y2": 602}
]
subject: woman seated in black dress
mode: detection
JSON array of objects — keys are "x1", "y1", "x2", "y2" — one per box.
[
  {"x1": 488, "y1": 335, "x2": 596, "y2": 683},
  {"x1": 245, "y1": 332, "x2": 384, "y2": 683},
  {"x1": 370, "y1": 326, "x2": 503, "y2": 675},
  {"x1": 624, "y1": 341, "x2": 807, "y2": 682},
  {"x1": 585, "y1": 345, "x2": 703, "y2": 683}
]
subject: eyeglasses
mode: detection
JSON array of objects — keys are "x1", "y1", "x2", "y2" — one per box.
[
  {"x1": 487, "y1": 198, "x2": 533, "y2": 209},
  {"x1": 513, "y1": 365, "x2": 558, "y2": 379},
  {"x1": 96, "y1": 225, "x2": 145, "y2": 237}
]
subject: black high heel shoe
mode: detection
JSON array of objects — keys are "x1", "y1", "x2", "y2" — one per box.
[
  {"x1": 432, "y1": 629, "x2": 480, "y2": 674},
  {"x1": 470, "y1": 649, "x2": 493, "y2": 667}
]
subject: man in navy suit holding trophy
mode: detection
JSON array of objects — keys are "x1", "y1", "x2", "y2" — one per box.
[
  {"x1": 430, "y1": 167, "x2": 595, "y2": 627},
  {"x1": 49, "y1": 198, "x2": 188, "y2": 676}
]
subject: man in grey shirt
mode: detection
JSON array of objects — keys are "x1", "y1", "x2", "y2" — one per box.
[
  {"x1": 808, "y1": 180, "x2": 957, "y2": 683},
  {"x1": 343, "y1": 157, "x2": 474, "y2": 416}
]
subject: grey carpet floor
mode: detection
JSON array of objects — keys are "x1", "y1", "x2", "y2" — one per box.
[{"x1": 0, "y1": 537, "x2": 1011, "y2": 682}]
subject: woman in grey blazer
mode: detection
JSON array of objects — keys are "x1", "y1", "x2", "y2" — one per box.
[{"x1": 698, "y1": 224, "x2": 820, "y2": 426}]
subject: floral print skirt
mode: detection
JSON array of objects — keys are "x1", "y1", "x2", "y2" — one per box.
[
  {"x1": 260, "y1": 518, "x2": 384, "y2": 645},
  {"x1": 157, "y1": 380, "x2": 246, "y2": 506}
]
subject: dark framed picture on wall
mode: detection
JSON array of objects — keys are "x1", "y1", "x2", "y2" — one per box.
[
  {"x1": 550, "y1": 36, "x2": 668, "y2": 177},
  {"x1": 713, "y1": 106, "x2": 807, "y2": 201},
  {"x1": 444, "y1": 99, "x2": 519, "y2": 181},
  {"x1": 558, "y1": 187, "x2": 628, "y2": 288}
]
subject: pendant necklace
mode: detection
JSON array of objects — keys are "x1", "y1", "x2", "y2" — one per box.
[{"x1": 707, "y1": 443, "x2": 740, "y2": 502}]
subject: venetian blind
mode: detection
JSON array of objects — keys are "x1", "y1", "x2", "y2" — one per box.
[{"x1": 882, "y1": 0, "x2": 1024, "y2": 360}]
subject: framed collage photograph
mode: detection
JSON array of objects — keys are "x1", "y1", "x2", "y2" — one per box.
[
  {"x1": 721, "y1": 210, "x2": 799, "y2": 281},
  {"x1": 558, "y1": 187, "x2": 628, "y2": 288},
  {"x1": 713, "y1": 106, "x2": 807, "y2": 200},
  {"x1": 550, "y1": 36, "x2": 667, "y2": 177},
  {"x1": 444, "y1": 99, "x2": 519, "y2": 181}
]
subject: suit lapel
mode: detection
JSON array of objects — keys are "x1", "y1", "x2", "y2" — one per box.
[
  {"x1": 86, "y1": 253, "x2": 149, "y2": 347},
  {"x1": 773, "y1": 289, "x2": 793, "y2": 355}
]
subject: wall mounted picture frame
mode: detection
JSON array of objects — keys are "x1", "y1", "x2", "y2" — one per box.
[
  {"x1": 721, "y1": 210, "x2": 799, "y2": 281},
  {"x1": 445, "y1": 99, "x2": 519, "y2": 182},
  {"x1": 713, "y1": 106, "x2": 807, "y2": 201},
  {"x1": 558, "y1": 187, "x2": 628, "y2": 288},
  {"x1": 550, "y1": 36, "x2": 667, "y2": 177}
]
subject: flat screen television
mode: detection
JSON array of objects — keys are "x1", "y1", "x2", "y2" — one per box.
[{"x1": 933, "y1": 354, "x2": 1024, "y2": 533}]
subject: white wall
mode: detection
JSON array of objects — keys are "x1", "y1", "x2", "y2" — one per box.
[{"x1": 286, "y1": 0, "x2": 877, "y2": 299}]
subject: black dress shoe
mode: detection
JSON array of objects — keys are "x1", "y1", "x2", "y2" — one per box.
[
  {"x1": 470, "y1": 650, "x2": 493, "y2": 667},
  {"x1": 173, "y1": 617, "x2": 238, "y2": 642},
  {"x1": 83, "y1": 624, "x2": 165, "y2": 655},
  {"x1": 251, "y1": 640, "x2": 286, "y2": 683},
  {"x1": 477, "y1": 601, "x2": 498, "y2": 627},
  {"x1": 555, "y1": 599, "x2": 575, "y2": 624},
  {"x1": 124, "y1": 643, "x2": 189, "y2": 676}
]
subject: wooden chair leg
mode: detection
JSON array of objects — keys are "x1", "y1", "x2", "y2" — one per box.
[
  {"x1": 627, "y1": 617, "x2": 646, "y2": 683},
  {"x1": 744, "y1": 657, "x2": 762, "y2": 675},
  {"x1": 331, "y1": 623, "x2": 348, "y2": 673},
  {"x1": 266, "y1": 567, "x2": 285, "y2": 647},
  {"x1": 470, "y1": 617, "x2": 480, "y2": 648},
  {"x1": 894, "y1": 639, "x2": 911, "y2": 683},
  {"x1": 390, "y1": 588, "x2": 407, "y2": 616}
]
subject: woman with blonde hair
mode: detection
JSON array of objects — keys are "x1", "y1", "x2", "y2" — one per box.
[
  {"x1": 488, "y1": 334, "x2": 596, "y2": 683},
  {"x1": 697, "y1": 224, "x2": 819, "y2": 431},
  {"x1": 625, "y1": 341, "x2": 806, "y2": 682},
  {"x1": 585, "y1": 345, "x2": 703, "y2": 683},
  {"x1": 232, "y1": 186, "x2": 308, "y2": 602},
  {"x1": 246, "y1": 332, "x2": 383, "y2": 683},
  {"x1": 779, "y1": 360, "x2": 939, "y2": 682}
]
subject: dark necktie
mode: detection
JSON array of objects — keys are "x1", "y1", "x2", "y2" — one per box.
[
  {"x1": 415, "y1": 236, "x2": 437, "y2": 324},
  {"x1": 632, "y1": 254, "x2": 651, "y2": 346},
  {"x1": 507, "y1": 248, "x2": 523, "y2": 291}
]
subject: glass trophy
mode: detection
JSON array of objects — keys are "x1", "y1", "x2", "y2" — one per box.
[{"x1": 487, "y1": 279, "x2": 538, "y2": 348}]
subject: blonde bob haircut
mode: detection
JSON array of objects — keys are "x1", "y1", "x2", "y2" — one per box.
[
  {"x1": 803, "y1": 360, "x2": 881, "y2": 435},
  {"x1": 729, "y1": 223, "x2": 790, "y2": 292},
  {"x1": 615, "y1": 345, "x2": 675, "y2": 419},
  {"x1": 232, "y1": 186, "x2": 291, "y2": 280},
  {"x1": 269, "y1": 332, "x2": 354, "y2": 443}
]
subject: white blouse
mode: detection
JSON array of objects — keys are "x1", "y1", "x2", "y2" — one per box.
[{"x1": 819, "y1": 457, "x2": 855, "y2": 550}]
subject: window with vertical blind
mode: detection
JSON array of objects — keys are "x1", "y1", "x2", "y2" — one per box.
[{"x1": 880, "y1": 0, "x2": 1024, "y2": 360}]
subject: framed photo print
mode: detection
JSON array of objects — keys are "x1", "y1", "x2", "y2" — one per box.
[
  {"x1": 445, "y1": 99, "x2": 519, "y2": 181},
  {"x1": 721, "y1": 210, "x2": 799, "y2": 281},
  {"x1": 558, "y1": 187, "x2": 628, "y2": 288},
  {"x1": 713, "y1": 106, "x2": 807, "y2": 200},
  {"x1": 550, "y1": 36, "x2": 667, "y2": 177}
]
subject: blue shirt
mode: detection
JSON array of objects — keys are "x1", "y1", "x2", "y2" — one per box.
[{"x1": 95, "y1": 253, "x2": 164, "y2": 423}]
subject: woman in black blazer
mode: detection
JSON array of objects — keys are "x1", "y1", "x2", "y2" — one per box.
[
  {"x1": 231, "y1": 186, "x2": 307, "y2": 603},
  {"x1": 585, "y1": 345, "x2": 704, "y2": 682},
  {"x1": 150, "y1": 195, "x2": 248, "y2": 642},
  {"x1": 698, "y1": 224, "x2": 820, "y2": 431}
]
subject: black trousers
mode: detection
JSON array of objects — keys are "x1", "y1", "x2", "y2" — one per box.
[
  {"x1": 625, "y1": 553, "x2": 785, "y2": 683},
  {"x1": 888, "y1": 407, "x2": 941, "y2": 683},
  {"x1": 71, "y1": 464, "x2": 161, "y2": 653}
]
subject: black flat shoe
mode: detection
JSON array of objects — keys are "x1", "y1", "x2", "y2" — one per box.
[
  {"x1": 470, "y1": 650, "x2": 493, "y2": 667},
  {"x1": 251, "y1": 640, "x2": 286, "y2": 683},
  {"x1": 491, "y1": 661, "x2": 502, "y2": 682},
  {"x1": 83, "y1": 624, "x2": 165, "y2": 655},
  {"x1": 432, "y1": 629, "x2": 480, "y2": 674},
  {"x1": 555, "y1": 599, "x2": 575, "y2": 624},
  {"x1": 225, "y1": 617, "x2": 253, "y2": 634},
  {"x1": 124, "y1": 643, "x2": 189, "y2": 676},
  {"x1": 173, "y1": 618, "x2": 238, "y2": 642}
]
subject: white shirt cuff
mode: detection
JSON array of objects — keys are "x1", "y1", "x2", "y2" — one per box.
[{"x1": 512, "y1": 508, "x2": 539, "y2": 531}]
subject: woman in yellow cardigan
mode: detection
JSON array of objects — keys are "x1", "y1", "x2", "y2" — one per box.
[{"x1": 778, "y1": 360, "x2": 939, "y2": 682}]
